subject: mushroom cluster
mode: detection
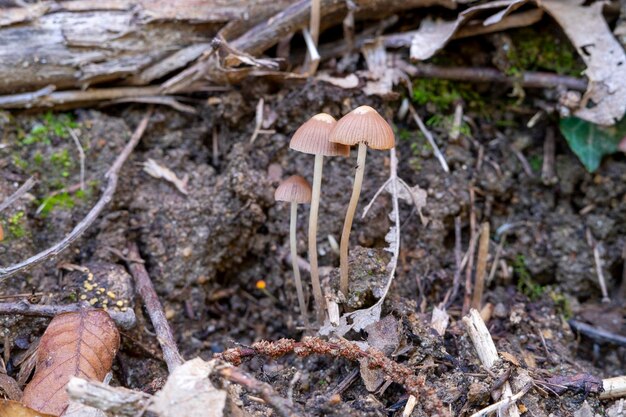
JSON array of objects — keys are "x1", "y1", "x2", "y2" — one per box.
[{"x1": 274, "y1": 106, "x2": 395, "y2": 325}]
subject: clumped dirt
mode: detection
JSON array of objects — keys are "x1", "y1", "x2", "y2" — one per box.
[{"x1": 1, "y1": 75, "x2": 625, "y2": 416}]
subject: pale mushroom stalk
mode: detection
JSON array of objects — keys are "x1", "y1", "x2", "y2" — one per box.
[
  {"x1": 308, "y1": 154, "x2": 325, "y2": 322},
  {"x1": 290, "y1": 201, "x2": 307, "y2": 323},
  {"x1": 339, "y1": 142, "x2": 366, "y2": 296}
]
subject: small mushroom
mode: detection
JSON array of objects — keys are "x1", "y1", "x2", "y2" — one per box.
[
  {"x1": 275, "y1": 175, "x2": 312, "y2": 324},
  {"x1": 330, "y1": 105, "x2": 395, "y2": 297},
  {"x1": 290, "y1": 113, "x2": 349, "y2": 322}
]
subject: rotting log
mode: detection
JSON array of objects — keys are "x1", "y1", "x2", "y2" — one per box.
[
  {"x1": 0, "y1": 0, "x2": 456, "y2": 100},
  {"x1": 0, "y1": 0, "x2": 294, "y2": 94}
]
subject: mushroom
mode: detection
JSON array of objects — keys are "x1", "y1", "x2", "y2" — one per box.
[
  {"x1": 275, "y1": 175, "x2": 312, "y2": 324},
  {"x1": 330, "y1": 105, "x2": 395, "y2": 297},
  {"x1": 290, "y1": 113, "x2": 349, "y2": 323}
]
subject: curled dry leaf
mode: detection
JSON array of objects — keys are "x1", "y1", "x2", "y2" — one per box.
[
  {"x1": 149, "y1": 358, "x2": 226, "y2": 417},
  {"x1": 21, "y1": 310, "x2": 120, "y2": 416},
  {"x1": 410, "y1": 0, "x2": 529, "y2": 61},
  {"x1": 539, "y1": 0, "x2": 626, "y2": 126},
  {"x1": 142, "y1": 159, "x2": 189, "y2": 195},
  {"x1": 0, "y1": 399, "x2": 54, "y2": 417}
]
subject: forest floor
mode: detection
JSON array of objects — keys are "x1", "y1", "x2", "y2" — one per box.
[{"x1": 1, "y1": 11, "x2": 626, "y2": 417}]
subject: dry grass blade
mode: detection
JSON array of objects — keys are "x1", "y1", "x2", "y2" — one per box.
[{"x1": 21, "y1": 310, "x2": 120, "y2": 416}]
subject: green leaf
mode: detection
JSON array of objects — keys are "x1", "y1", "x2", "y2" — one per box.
[{"x1": 559, "y1": 116, "x2": 626, "y2": 172}]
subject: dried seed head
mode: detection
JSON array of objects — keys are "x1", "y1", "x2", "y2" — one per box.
[
  {"x1": 330, "y1": 105, "x2": 395, "y2": 150},
  {"x1": 274, "y1": 175, "x2": 312, "y2": 204},
  {"x1": 290, "y1": 113, "x2": 350, "y2": 156}
]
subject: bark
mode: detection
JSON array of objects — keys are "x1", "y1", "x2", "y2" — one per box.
[
  {"x1": 0, "y1": 0, "x2": 292, "y2": 94},
  {"x1": 0, "y1": 0, "x2": 456, "y2": 96}
]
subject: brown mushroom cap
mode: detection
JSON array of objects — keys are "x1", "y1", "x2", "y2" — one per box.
[
  {"x1": 274, "y1": 175, "x2": 312, "y2": 204},
  {"x1": 290, "y1": 113, "x2": 350, "y2": 157},
  {"x1": 330, "y1": 105, "x2": 395, "y2": 150}
]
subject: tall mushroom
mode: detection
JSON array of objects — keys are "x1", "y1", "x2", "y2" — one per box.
[
  {"x1": 290, "y1": 113, "x2": 349, "y2": 323},
  {"x1": 275, "y1": 175, "x2": 312, "y2": 324},
  {"x1": 330, "y1": 106, "x2": 395, "y2": 297}
]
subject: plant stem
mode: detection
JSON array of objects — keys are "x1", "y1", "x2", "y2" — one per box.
[
  {"x1": 308, "y1": 154, "x2": 325, "y2": 323},
  {"x1": 339, "y1": 142, "x2": 367, "y2": 297},
  {"x1": 290, "y1": 201, "x2": 308, "y2": 324}
]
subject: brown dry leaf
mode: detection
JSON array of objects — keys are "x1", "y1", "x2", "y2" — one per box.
[
  {"x1": 0, "y1": 399, "x2": 54, "y2": 417},
  {"x1": 410, "y1": 0, "x2": 529, "y2": 61},
  {"x1": 539, "y1": 0, "x2": 626, "y2": 126},
  {"x1": 359, "y1": 316, "x2": 401, "y2": 392},
  {"x1": 21, "y1": 310, "x2": 120, "y2": 416},
  {"x1": 148, "y1": 358, "x2": 226, "y2": 417}
]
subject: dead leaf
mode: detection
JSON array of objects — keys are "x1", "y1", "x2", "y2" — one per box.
[
  {"x1": 499, "y1": 351, "x2": 521, "y2": 367},
  {"x1": 22, "y1": 310, "x2": 120, "y2": 416},
  {"x1": 430, "y1": 306, "x2": 450, "y2": 336},
  {"x1": 149, "y1": 358, "x2": 226, "y2": 417},
  {"x1": 0, "y1": 372, "x2": 22, "y2": 401},
  {"x1": 143, "y1": 159, "x2": 189, "y2": 195},
  {"x1": 316, "y1": 73, "x2": 360, "y2": 89},
  {"x1": 361, "y1": 39, "x2": 405, "y2": 98},
  {"x1": 410, "y1": 0, "x2": 529, "y2": 61},
  {"x1": 61, "y1": 402, "x2": 106, "y2": 417},
  {"x1": 545, "y1": 373, "x2": 603, "y2": 395},
  {"x1": 359, "y1": 316, "x2": 401, "y2": 391},
  {"x1": 0, "y1": 399, "x2": 55, "y2": 417},
  {"x1": 539, "y1": 0, "x2": 626, "y2": 125}
]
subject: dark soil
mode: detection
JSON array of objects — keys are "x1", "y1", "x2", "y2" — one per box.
[{"x1": 1, "y1": 76, "x2": 625, "y2": 416}]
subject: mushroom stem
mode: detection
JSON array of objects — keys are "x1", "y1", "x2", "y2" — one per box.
[
  {"x1": 290, "y1": 201, "x2": 308, "y2": 324},
  {"x1": 339, "y1": 142, "x2": 367, "y2": 297},
  {"x1": 308, "y1": 154, "x2": 325, "y2": 323}
]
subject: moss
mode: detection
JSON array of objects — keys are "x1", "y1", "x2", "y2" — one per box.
[
  {"x1": 549, "y1": 291, "x2": 572, "y2": 320},
  {"x1": 506, "y1": 28, "x2": 584, "y2": 77},
  {"x1": 411, "y1": 78, "x2": 485, "y2": 111},
  {"x1": 20, "y1": 111, "x2": 78, "y2": 145},
  {"x1": 50, "y1": 149, "x2": 73, "y2": 177},
  {"x1": 513, "y1": 255, "x2": 544, "y2": 300},
  {"x1": 7, "y1": 211, "x2": 26, "y2": 238},
  {"x1": 38, "y1": 189, "x2": 88, "y2": 217}
]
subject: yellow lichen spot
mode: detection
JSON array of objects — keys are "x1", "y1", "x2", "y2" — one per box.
[
  {"x1": 256, "y1": 280, "x2": 267, "y2": 290},
  {"x1": 114, "y1": 307, "x2": 120, "y2": 312},
  {"x1": 121, "y1": 307, "x2": 127, "y2": 312},
  {"x1": 103, "y1": 305, "x2": 108, "y2": 311},
  {"x1": 89, "y1": 298, "x2": 98, "y2": 305},
  {"x1": 80, "y1": 294, "x2": 87, "y2": 300},
  {"x1": 99, "y1": 287, "x2": 105, "y2": 292},
  {"x1": 83, "y1": 281, "x2": 93, "y2": 291},
  {"x1": 116, "y1": 301, "x2": 124, "y2": 307},
  {"x1": 107, "y1": 291, "x2": 116, "y2": 299},
  {"x1": 96, "y1": 290, "x2": 102, "y2": 295},
  {"x1": 87, "y1": 273, "x2": 94, "y2": 281}
]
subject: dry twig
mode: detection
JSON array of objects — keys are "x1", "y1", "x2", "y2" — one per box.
[
  {"x1": 408, "y1": 103, "x2": 449, "y2": 173},
  {"x1": 0, "y1": 176, "x2": 36, "y2": 213},
  {"x1": 471, "y1": 222, "x2": 490, "y2": 310},
  {"x1": 125, "y1": 242, "x2": 184, "y2": 373},
  {"x1": 0, "y1": 300, "x2": 136, "y2": 329},
  {"x1": 0, "y1": 109, "x2": 153, "y2": 280}
]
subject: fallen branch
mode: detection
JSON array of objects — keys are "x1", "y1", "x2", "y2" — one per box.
[
  {"x1": 601, "y1": 376, "x2": 626, "y2": 400},
  {"x1": 0, "y1": 109, "x2": 152, "y2": 280},
  {"x1": 463, "y1": 309, "x2": 521, "y2": 417},
  {"x1": 0, "y1": 176, "x2": 36, "y2": 213},
  {"x1": 403, "y1": 64, "x2": 588, "y2": 91},
  {"x1": 219, "y1": 337, "x2": 448, "y2": 417},
  {"x1": 125, "y1": 242, "x2": 184, "y2": 373},
  {"x1": 0, "y1": 300, "x2": 136, "y2": 329},
  {"x1": 218, "y1": 366, "x2": 300, "y2": 417},
  {"x1": 67, "y1": 377, "x2": 151, "y2": 417},
  {"x1": 568, "y1": 320, "x2": 626, "y2": 347}
]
